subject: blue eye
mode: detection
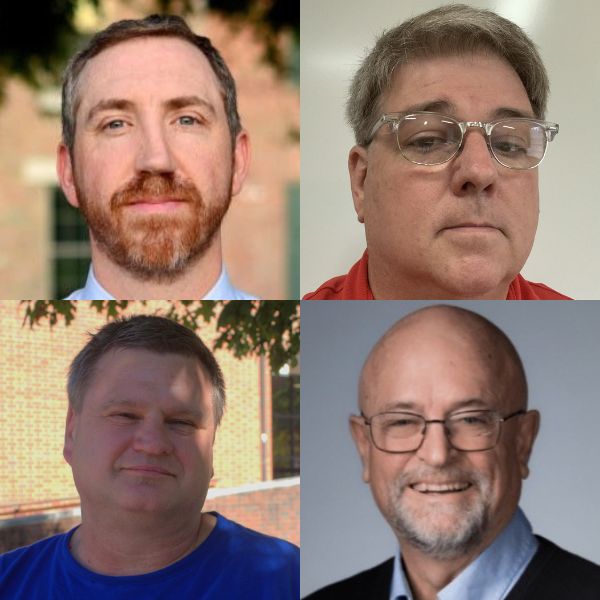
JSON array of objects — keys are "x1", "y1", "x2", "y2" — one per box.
[
  {"x1": 104, "y1": 120, "x2": 125, "y2": 130},
  {"x1": 178, "y1": 115, "x2": 200, "y2": 126}
]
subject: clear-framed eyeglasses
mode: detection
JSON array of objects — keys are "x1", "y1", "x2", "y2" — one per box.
[
  {"x1": 367, "y1": 112, "x2": 559, "y2": 170},
  {"x1": 360, "y1": 409, "x2": 526, "y2": 453}
]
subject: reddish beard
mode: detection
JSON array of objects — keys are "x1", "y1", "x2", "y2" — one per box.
[{"x1": 76, "y1": 173, "x2": 231, "y2": 283}]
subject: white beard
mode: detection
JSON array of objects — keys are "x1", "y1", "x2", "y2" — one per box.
[{"x1": 385, "y1": 466, "x2": 492, "y2": 560}]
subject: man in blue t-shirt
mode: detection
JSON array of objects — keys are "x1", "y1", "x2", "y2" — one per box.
[{"x1": 0, "y1": 315, "x2": 299, "y2": 599}]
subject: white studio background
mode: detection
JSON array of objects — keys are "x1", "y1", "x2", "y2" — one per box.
[
  {"x1": 300, "y1": 300, "x2": 600, "y2": 596},
  {"x1": 300, "y1": 0, "x2": 600, "y2": 299}
]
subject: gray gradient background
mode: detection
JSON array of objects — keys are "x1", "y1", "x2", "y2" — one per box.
[{"x1": 300, "y1": 301, "x2": 600, "y2": 596}]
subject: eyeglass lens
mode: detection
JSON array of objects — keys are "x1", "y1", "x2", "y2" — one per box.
[
  {"x1": 372, "y1": 411, "x2": 499, "y2": 452},
  {"x1": 395, "y1": 114, "x2": 547, "y2": 169}
]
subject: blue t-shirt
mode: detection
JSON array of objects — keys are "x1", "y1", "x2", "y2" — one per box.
[{"x1": 0, "y1": 512, "x2": 299, "y2": 599}]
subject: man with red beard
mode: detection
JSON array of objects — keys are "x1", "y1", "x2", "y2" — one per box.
[
  {"x1": 306, "y1": 305, "x2": 600, "y2": 599},
  {"x1": 57, "y1": 15, "x2": 253, "y2": 299}
]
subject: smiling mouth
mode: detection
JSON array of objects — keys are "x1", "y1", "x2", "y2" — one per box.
[
  {"x1": 410, "y1": 482, "x2": 472, "y2": 494},
  {"x1": 123, "y1": 466, "x2": 174, "y2": 477}
]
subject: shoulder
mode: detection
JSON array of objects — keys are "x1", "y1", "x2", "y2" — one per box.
[
  {"x1": 213, "y1": 514, "x2": 299, "y2": 565},
  {"x1": 1, "y1": 531, "x2": 66, "y2": 565},
  {"x1": 64, "y1": 288, "x2": 85, "y2": 300},
  {"x1": 303, "y1": 252, "x2": 371, "y2": 300},
  {"x1": 304, "y1": 557, "x2": 394, "y2": 600},
  {"x1": 303, "y1": 274, "x2": 348, "y2": 300},
  {"x1": 205, "y1": 514, "x2": 298, "y2": 597},
  {"x1": 0, "y1": 532, "x2": 68, "y2": 594},
  {"x1": 508, "y1": 536, "x2": 600, "y2": 599},
  {"x1": 509, "y1": 275, "x2": 572, "y2": 300},
  {"x1": 525, "y1": 281, "x2": 572, "y2": 300}
]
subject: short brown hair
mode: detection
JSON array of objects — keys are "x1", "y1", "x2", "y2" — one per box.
[
  {"x1": 61, "y1": 14, "x2": 241, "y2": 155},
  {"x1": 67, "y1": 315, "x2": 226, "y2": 426},
  {"x1": 347, "y1": 4, "x2": 550, "y2": 146}
]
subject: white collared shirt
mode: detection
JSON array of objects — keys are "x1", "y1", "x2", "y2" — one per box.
[
  {"x1": 65, "y1": 264, "x2": 257, "y2": 300},
  {"x1": 390, "y1": 508, "x2": 539, "y2": 600}
]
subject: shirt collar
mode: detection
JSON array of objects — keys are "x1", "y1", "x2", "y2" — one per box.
[
  {"x1": 65, "y1": 263, "x2": 256, "y2": 300},
  {"x1": 390, "y1": 508, "x2": 538, "y2": 600}
]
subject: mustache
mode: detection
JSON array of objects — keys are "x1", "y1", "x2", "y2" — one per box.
[{"x1": 110, "y1": 173, "x2": 202, "y2": 209}]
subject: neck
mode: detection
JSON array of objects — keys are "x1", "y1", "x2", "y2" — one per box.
[
  {"x1": 69, "y1": 510, "x2": 216, "y2": 576},
  {"x1": 89, "y1": 236, "x2": 223, "y2": 299},
  {"x1": 367, "y1": 253, "x2": 511, "y2": 300},
  {"x1": 400, "y1": 544, "x2": 482, "y2": 600}
]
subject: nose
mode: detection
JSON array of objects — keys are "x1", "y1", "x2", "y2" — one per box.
[
  {"x1": 449, "y1": 127, "x2": 498, "y2": 196},
  {"x1": 415, "y1": 421, "x2": 453, "y2": 467},
  {"x1": 132, "y1": 419, "x2": 173, "y2": 456},
  {"x1": 134, "y1": 122, "x2": 176, "y2": 174}
]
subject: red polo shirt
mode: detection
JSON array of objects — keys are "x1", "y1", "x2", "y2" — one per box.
[{"x1": 303, "y1": 251, "x2": 572, "y2": 300}]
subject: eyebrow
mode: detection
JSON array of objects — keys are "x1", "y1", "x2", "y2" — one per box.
[
  {"x1": 378, "y1": 398, "x2": 491, "y2": 413},
  {"x1": 397, "y1": 99, "x2": 535, "y2": 120},
  {"x1": 100, "y1": 398, "x2": 204, "y2": 420},
  {"x1": 85, "y1": 95, "x2": 217, "y2": 125}
]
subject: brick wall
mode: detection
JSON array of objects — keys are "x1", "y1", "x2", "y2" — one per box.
[
  {"x1": 0, "y1": 479, "x2": 299, "y2": 554},
  {"x1": 204, "y1": 478, "x2": 299, "y2": 546},
  {"x1": 0, "y1": 3, "x2": 299, "y2": 298},
  {"x1": 0, "y1": 300, "x2": 272, "y2": 509}
]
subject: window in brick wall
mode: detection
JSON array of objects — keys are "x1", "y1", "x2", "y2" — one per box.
[
  {"x1": 52, "y1": 186, "x2": 90, "y2": 298},
  {"x1": 272, "y1": 365, "x2": 300, "y2": 478}
]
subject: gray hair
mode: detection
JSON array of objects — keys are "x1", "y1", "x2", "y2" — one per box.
[
  {"x1": 67, "y1": 315, "x2": 226, "y2": 426},
  {"x1": 347, "y1": 4, "x2": 550, "y2": 146},
  {"x1": 61, "y1": 14, "x2": 241, "y2": 156}
]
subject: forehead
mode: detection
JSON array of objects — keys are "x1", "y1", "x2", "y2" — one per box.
[
  {"x1": 84, "y1": 347, "x2": 210, "y2": 407},
  {"x1": 76, "y1": 36, "x2": 224, "y2": 117},
  {"x1": 382, "y1": 52, "x2": 533, "y2": 118},
  {"x1": 362, "y1": 321, "x2": 503, "y2": 413}
]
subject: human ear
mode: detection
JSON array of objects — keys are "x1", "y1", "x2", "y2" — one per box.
[
  {"x1": 349, "y1": 415, "x2": 372, "y2": 483},
  {"x1": 63, "y1": 405, "x2": 79, "y2": 465},
  {"x1": 348, "y1": 145, "x2": 368, "y2": 223},
  {"x1": 56, "y1": 143, "x2": 80, "y2": 208},
  {"x1": 230, "y1": 129, "x2": 251, "y2": 196},
  {"x1": 516, "y1": 410, "x2": 540, "y2": 479}
]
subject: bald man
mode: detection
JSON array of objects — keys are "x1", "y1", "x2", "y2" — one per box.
[{"x1": 306, "y1": 305, "x2": 600, "y2": 600}]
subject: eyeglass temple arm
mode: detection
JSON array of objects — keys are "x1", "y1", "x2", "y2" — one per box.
[
  {"x1": 546, "y1": 124, "x2": 559, "y2": 141},
  {"x1": 501, "y1": 409, "x2": 527, "y2": 422}
]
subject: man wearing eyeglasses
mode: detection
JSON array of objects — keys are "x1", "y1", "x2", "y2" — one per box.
[
  {"x1": 303, "y1": 4, "x2": 570, "y2": 300},
  {"x1": 305, "y1": 305, "x2": 600, "y2": 599}
]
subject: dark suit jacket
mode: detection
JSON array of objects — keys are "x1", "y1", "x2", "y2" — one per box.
[{"x1": 304, "y1": 536, "x2": 600, "y2": 599}]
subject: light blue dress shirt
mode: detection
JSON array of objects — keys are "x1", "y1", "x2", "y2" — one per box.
[
  {"x1": 390, "y1": 508, "x2": 538, "y2": 600},
  {"x1": 65, "y1": 264, "x2": 257, "y2": 300}
]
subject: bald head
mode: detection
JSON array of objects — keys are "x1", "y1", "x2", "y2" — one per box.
[
  {"x1": 359, "y1": 305, "x2": 527, "y2": 414},
  {"x1": 351, "y1": 306, "x2": 538, "y2": 564}
]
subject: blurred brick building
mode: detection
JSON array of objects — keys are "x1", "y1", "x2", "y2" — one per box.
[
  {"x1": 0, "y1": 300, "x2": 299, "y2": 550},
  {"x1": 0, "y1": 1, "x2": 299, "y2": 299}
]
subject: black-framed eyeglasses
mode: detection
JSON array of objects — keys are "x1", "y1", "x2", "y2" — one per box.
[
  {"x1": 367, "y1": 111, "x2": 559, "y2": 170},
  {"x1": 360, "y1": 409, "x2": 526, "y2": 453}
]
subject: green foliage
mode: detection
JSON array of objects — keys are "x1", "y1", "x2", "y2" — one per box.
[
  {"x1": 20, "y1": 300, "x2": 299, "y2": 374},
  {"x1": 207, "y1": 0, "x2": 299, "y2": 76},
  {"x1": 0, "y1": 0, "x2": 298, "y2": 99},
  {"x1": 0, "y1": 1, "x2": 91, "y2": 95}
]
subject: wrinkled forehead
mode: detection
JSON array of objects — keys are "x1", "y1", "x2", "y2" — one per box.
[{"x1": 75, "y1": 36, "x2": 225, "y2": 122}]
